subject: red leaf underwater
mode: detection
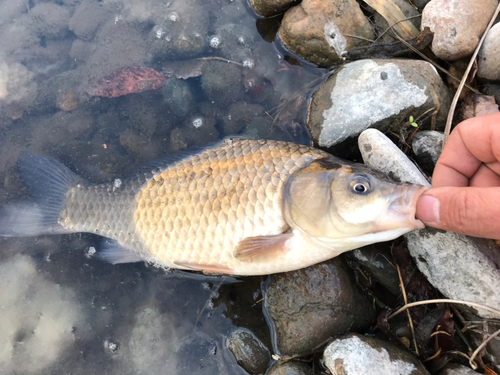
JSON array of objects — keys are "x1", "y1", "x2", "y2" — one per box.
[{"x1": 89, "y1": 67, "x2": 167, "y2": 98}]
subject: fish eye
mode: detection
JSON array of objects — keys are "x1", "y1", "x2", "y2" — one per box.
[{"x1": 349, "y1": 175, "x2": 371, "y2": 194}]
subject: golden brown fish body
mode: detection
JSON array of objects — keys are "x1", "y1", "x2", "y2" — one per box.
[{"x1": 0, "y1": 139, "x2": 427, "y2": 275}]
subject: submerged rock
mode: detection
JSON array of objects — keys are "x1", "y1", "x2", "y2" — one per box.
[
  {"x1": 227, "y1": 329, "x2": 270, "y2": 375},
  {"x1": 278, "y1": 0, "x2": 374, "y2": 67},
  {"x1": 421, "y1": 0, "x2": 498, "y2": 61},
  {"x1": 307, "y1": 59, "x2": 450, "y2": 148},
  {"x1": 248, "y1": 0, "x2": 300, "y2": 17},
  {"x1": 359, "y1": 128, "x2": 500, "y2": 321},
  {"x1": 439, "y1": 363, "x2": 479, "y2": 374},
  {"x1": 267, "y1": 361, "x2": 313, "y2": 375},
  {"x1": 263, "y1": 258, "x2": 375, "y2": 357},
  {"x1": 412, "y1": 130, "x2": 443, "y2": 175},
  {"x1": 323, "y1": 333, "x2": 430, "y2": 375},
  {"x1": 478, "y1": 22, "x2": 500, "y2": 81}
]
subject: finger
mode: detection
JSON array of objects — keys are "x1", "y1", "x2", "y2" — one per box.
[
  {"x1": 416, "y1": 186, "x2": 500, "y2": 239},
  {"x1": 433, "y1": 112, "x2": 500, "y2": 188},
  {"x1": 470, "y1": 163, "x2": 500, "y2": 187}
]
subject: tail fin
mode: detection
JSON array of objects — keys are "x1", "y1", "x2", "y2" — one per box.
[{"x1": 0, "y1": 151, "x2": 84, "y2": 237}]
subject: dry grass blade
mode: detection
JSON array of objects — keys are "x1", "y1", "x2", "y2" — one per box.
[
  {"x1": 443, "y1": 2, "x2": 500, "y2": 145},
  {"x1": 396, "y1": 263, "x2": 419, "y2": 356},
  {"x1": 363, "y1": 0, "x2": 420, "y2": 39},
  {"x1": 469, "y1": 326, "x2": 500, "y2": 370}
]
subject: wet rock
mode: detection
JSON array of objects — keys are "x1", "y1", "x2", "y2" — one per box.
[
  {"x1": 215, "y1": 23, "x2": 255, "y2": 63},
  {"x1": 307, "y1": 59, "x2": 450, "y2": 148},
  {"x1": 184, "y1": 115, "x2": 219, "y2": 146},
  {"x1": 70, "y1": 39, "x2": 96, "y2": 64},
  {"x1": 278, "y1": 0, "x2": 374, "y2": 68},
  {"x1": 483, "y1": 84, "x2": 500, "y2": 106},
  {"x1": 162, "y1": 78, "x2": 196, "y2": 118},
  {"x1": 222, "y1": 102, "x2": 264, "y2": 135},
  {"x1": 478, "y1": 22, "x2": 500, "y2": 81},
  {"x1": 263, "y1": 258, "x2": 376, "y2": 357},
  {"x1": 30, "y1": 3, "x2": 70, "y2": 40},
  {"x1": 200, "y1": 60, "x2": 245, "y2": 107},
  {"x1": 0, "y1": 60, "x2": 37, "y2": 120},
  {"x1": 69, "y1": 0, "x2": 110, "y2": 41},
  {"x1": 148, "y1": 0, "x2": 208, "y2": 60},
  {"x1": 119, "y1": 129, "x2": 162, "y2": 161},
  {"x1": 359, "y1": 128, "x2": 500, "y2": 320},
  {"x1": 32, "y1": 69, "x2": 83, "y2": 113},
  {"x1": 249, "y1": 0, "x2": 300, "y2": 18},
  {"x1": 412, "y1": 130, "x2": 443, "y2": 175},
  {"x1": 351, "y1": 245, "x2": 401, "y2": 296},
  {"x1": 267, "y1": 361, "x2": 313, "y2": 375},
  {"x1": 323, "y1": 333, "x2": 430, "y2": 375},
  {"x1": 227, "y1": 328, "x2": 270, "y2": 375},
  {"x1": 421, "y1": 0, "x2": 498, "y2": 61},
  {"x1": 439, "y1": 363, "x2": 479, "y2": 374}
]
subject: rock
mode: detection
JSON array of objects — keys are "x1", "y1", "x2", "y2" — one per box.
[
  {"x1": 359, "y1": 128, "x2": 500, "y2": 321},
  {"x1": 30, "y1": 3, "x2": 70, "y2": 39},
  {"x1": 421, "y1": 0, "x2": 498, "y2": 61},
  {"x1": 162, "y1": 78, "x2": 196, "y2": 118},
  {"x1": 249, "y1": 0, "x2": 300, "y2": 17},
  {"x1": 350, "y1": 245, "x2": 401, "y2": 296},
  {"x1": 148, "y1": 0, "x2": 208, "y2": 60},
  {"x1": 200, "y1": 60, "x2": 245, "y2": 107},
  {"x1": 0, "y1": 60, "x2": 37, "y2": 120},
  {"x1": 439, "y1": 363, "x2": 479, "y2": 374},
  {"x1": 215, "y1": 23, "x2": 255, "y2": 63},
  {"x1": 267, "y1": 361, "x2": 314, "y2": 375},
  {"x1": 263, "y1": 258, "x2": 376, "y2": 357},
  {"x1": 222, "y1": 102, "x2": 264, "y2": 135},
  {"x1": 478, "y1": 22, "x2": 500, "y2": 81},
  {"x1": 372, "y1": 0, "x2": 421, "y2": 43},
  {"x1": 411, "y1": 130, "x2": 443, "y2": 175},
  {"x1": 278, "y1": 0, "x2": 374, "y2": 68},
  {"x1": 483, "y1": 84, "x2": 500, "y2": 106},
  {"x1": 69, "y1": 0, "x2": 109, "y2": 41},
  {"x1": 307, "y1": 59, "x2": 451, "y2": 148},
  {"x1": 323, "y1": 333, "x2": 430, "y2": 375},
  {"x1": 227, "y1": 328, "x2": 270, "y2": 375}
]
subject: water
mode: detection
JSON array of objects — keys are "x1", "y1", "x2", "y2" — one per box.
[{"x1": 0, "y1": 0, "x2": 325, "y2": 373}]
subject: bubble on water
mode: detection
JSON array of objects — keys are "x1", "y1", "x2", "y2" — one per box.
[
  {"x1": 114, "y1": 178, "x2": 122, "y2": 188},
  {"x1": 192, "y1": 117, "x2": 203, "y2": 128},
  {"x1": 236, "y1": 35, "x2": 246, "y2": 46},
  {"x1": 202, "y1": 282, "x2": 213, "y2": 290},
  {"x1": 168, "y1": 12, "x2": 178, "y2": 22},
  {"x1": 87, "y1": 246, "x2": 96, "y2": 257},
  {"x1": 155, "y1": 28, "x2": 163, "y2": 39},
  {"x1": 106, "y1": 341, "x2": 119, "y2": 352},
  {"x1": 242, "y1": 59, "x2": 254, "y2": 69},
  {"x1": 209, "y1": 35, "x2": 222, "y2": 49}
]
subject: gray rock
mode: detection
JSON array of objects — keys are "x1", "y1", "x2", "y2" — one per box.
[
  {"x1": 439, "y1": 363, "x2": 480, "y2": 374},
  {"x1": 162, "y1": 78, "x2": 196, "y2": 118},
  {"x1": 148, "y1": 0, "x2": 208, "y2": 60},
  {"x1": 359, "y1": 128, "x2": 500, "y2": 320},
  {"x1": 267, "y1": 361, "x2": 313, "y2": 375},
  {"x1": 248, "y1": 0, "x2": 300, "y2": 17},
  {"x1": 215, "y1": 23, "x2": 256, "y2": 63},
  {"x1": 69, "y1": 0, "x2": 109, "y2": 41},
  {"x1": 358, "y1": 129, "x2": 430, "y2": 186},
  {"x1": 227, "y1": 329, "x2": 270, "y2": 375},
  {"x1": 200, "y1": 60, "x2": 245, "y2": 107},
  {"x1": 478, "y1": 22, "x2": 500, "y2": 81},
  {"x1": 278, "y1": 0, "x2": 374, "y2": 68},
  {"x1": 323, "y1": 333, "x2": 430, "y2": 375},
  {"x1": 421, "y1": 0, "x2": 498, "y2": 61},
  {"x1": 30, "y1": 3, "x2": 70, "y2": 39},
  {"x1": 307, "y1": 59, "x2": 450, "y2": 148},
  {"x1": 263, "y1": 258, "x2": 375, "y2": 357},
  {"x1": 222, "y1": 102, "x2": 264, "y2": 135},
  {"x1": 411, "y1": 130, "x2": 443, "y2": 175},
  {"x1": 483, "y1": 84, "x2": 500, "y2": 106}
]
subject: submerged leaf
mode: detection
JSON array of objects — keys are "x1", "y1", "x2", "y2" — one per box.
[
  {"x1": 363, "y1": 0, "x2": 420, "y2": 39},
  {"x1": 89, "y1": 67, "x2": 167, "y2": 98}
]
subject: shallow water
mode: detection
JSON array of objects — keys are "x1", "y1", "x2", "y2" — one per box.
[{"x1": 0, "y1": 0, "x2": 325, "y2": 373}]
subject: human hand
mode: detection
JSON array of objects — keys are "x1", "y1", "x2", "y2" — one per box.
[{"x1": 416, "y1": 112, "x2": 500, "y2": 239}]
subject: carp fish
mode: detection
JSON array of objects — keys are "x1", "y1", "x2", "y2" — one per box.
[{"x1": 0, "y1": 139, "x2": 426, "y2": 275}]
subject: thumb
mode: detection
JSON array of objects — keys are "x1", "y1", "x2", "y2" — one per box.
[{"x1": 416, "y1": 187, "x2": 500, "y2": 240}]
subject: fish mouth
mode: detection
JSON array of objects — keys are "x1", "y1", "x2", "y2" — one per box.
[{"x1": 388, "y1": 184, "x2": 429, "y2": 230}]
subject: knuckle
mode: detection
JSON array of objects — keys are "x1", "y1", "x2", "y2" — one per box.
[{"x1": 449, "y1": 190, "x2": 478, "y2": 233}]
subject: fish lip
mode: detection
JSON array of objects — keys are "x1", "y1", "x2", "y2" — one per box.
[{"x1": 389, "y1": 184, "x2": 429, "y2": 229}]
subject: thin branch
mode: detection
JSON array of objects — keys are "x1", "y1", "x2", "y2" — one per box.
[
  {"x1": 469, "y1": 326, "x2": 500, "y2": 370},
  {"x1": 396, "y1": 264, "x2": 419, "y2": 356},
  {"x1": 443, "y1": 2, "x2": 500, "y2": 145}
]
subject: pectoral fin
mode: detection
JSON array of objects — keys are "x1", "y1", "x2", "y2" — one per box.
[
  {"x1": 174, "y1": 262, "x2": 234, "y2": 275},
  {"x1": 234, "y1": 233, "x2": 293, "y2": 263}
]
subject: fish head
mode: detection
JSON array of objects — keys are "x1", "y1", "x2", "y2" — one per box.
[{"x1": 283, "y1": 157, "x2": 428, "y2": 250}]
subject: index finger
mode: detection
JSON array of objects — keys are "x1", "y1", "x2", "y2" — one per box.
[{"x1": 432, "y1": 112, "x2": 500, "y2": 188}]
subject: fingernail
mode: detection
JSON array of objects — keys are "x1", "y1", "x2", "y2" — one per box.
[{"x1": 417, "y1": 194, "x2": 440, "y2": 223}]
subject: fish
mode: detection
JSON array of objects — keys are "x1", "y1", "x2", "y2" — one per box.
[{"x1": 0, "y1": 139, "x2": 427, "y2": 276}]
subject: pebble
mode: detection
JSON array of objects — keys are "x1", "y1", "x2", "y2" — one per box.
[
  {"x1": 478, "y1": 22, "x2": 500, "y2": 81},
  {"x1": 263, "y1": 258, "x2": 375, "y2": 357},
  {"x1": 227, "y1": 329, "x2": 270, "y2": 375},
  {"x1": 248, "y1": 0, "x2": 300, "y2": 17},
  {"x1": 359, "y1": 128, "x2": 500, "y2": 321},
  {"x1": 267, "y1": 361, "x2": 313, "y2": 375},
  {"x1": 307, "y1": 59, "x2": 450, "y2": 148},
  {"x1": 323, "y1": 333, "x2": 430, "y2": 375},
  {"x1": 278, "y1": 0, "x2": 374, "y2": 67},
  {"x1": 439, "y1": 363, "x2": 480, "y2": 374},
  {"x1": 421, "y1": 0, "x2": 498, "y2": 61},
  {"x1": 411, "y1": 130, "x2": 443, "y2": 175}
]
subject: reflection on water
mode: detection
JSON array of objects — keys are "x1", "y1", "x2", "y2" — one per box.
[{"x1": 0, "y1": 0, "x2": 323, "y2": 373}]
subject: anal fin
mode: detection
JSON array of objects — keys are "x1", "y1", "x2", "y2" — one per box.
[
  {"x1": 174, "y1": 262, "x2": 234, "y2": 275},
  {"x1": 234, "y1": 233, "x2": 293, "y2": 263}
]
